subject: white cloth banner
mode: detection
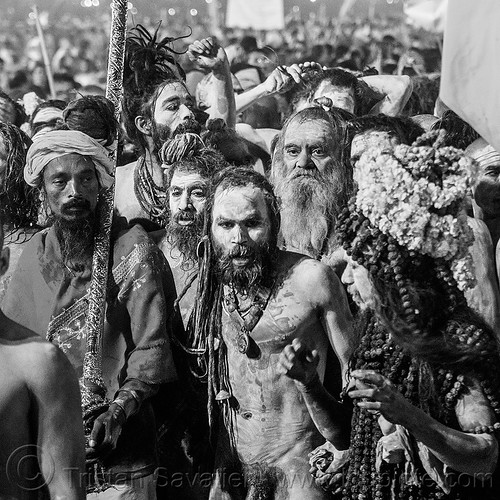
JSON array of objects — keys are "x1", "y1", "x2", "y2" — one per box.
[
  {"x1": 440, "y1": 0, "x2": 500, "y2": 154},
  {"x1": 404, "y1": 0, "x2": 447, "y2": 32},
  {"x1": 338, "y1": 0, "x2": 358, "y2": 21},
  {"x1": 226, "y1": 0, "x2": 284, "y2": 30}
]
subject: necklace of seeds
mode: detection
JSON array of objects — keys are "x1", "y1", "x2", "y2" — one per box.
[{"x1": 134, "y1": 156, "x2": 168, "y2": 226}]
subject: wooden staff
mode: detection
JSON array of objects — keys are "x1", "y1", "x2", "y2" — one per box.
[
  {"x1": 32, "y1": 5, "x2": 56, "y2": 99},
  {"x1": 81, "y1": 0, "x2": 127, "y2": 429}
]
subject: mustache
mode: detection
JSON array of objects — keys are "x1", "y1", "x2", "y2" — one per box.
[
  {"x1": 61, "y1": 199, "x2": 92, "y2": 211},
  {"x1": 227, "y1": 245, "x2": 254, "y2": 258},
  {"x1": 173, "y1": 117, "x2": 202, "y2": 136},
  {"x1": 290, "y1": 169, "x2": 322, "y2": 180},
  {"x1": 173, "y1": 210, "x2": 197, "y2": 223}
]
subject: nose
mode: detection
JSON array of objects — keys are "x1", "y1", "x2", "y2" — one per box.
[
  {"x1": 178, "y1": 191, "x2": 191, "y2": 211},
  {"x1": 179, "y1": 103, "x2": 195, "y2": 121},
  {"x1": 231, "y1": 224, "x2": 248, "y2": 244},
  {"x1": 295, "y1": 149, "x2": 314, "y2": 170},
  {"x1": 341, "y1": 260, "x2": 353, "y2": 286},
  {"x1": 67, "y1": 178, "x2": 85, "y2": 199}
]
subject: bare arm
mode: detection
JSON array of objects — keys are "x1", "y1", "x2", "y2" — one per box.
[
  {"x1": 316, "y1": 264, "x2": 356, "y2": 382},
  {"x1": 31, "y1": 342, "x2": 86, "y2": 499},
  {"x1": 235, "y1": 62, "x2": 321, "y2": 115},
  {"x1": 278, "y1": 338, "x2": 351, "y2": 449},
  {"x1": 188, "y1": 37, "x2": 236, "y2": 129},
  {"x1": 359, "y1": 74, "x2": 413, "y2": 116},
  {"x1": 350, "y1": 370, "x2": 499, "y2": 475}
]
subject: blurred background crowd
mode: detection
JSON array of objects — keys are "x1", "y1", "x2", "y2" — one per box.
[{"x1": 0, "y1": 0, "x2": 442, "y2": 104}]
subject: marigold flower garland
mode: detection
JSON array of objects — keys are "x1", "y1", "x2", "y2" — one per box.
[{"x1": 354, "y1": 131, "x2": 479, "y2": 291}]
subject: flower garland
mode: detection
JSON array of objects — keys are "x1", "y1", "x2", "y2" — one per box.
[{"x1": 353, "y1": 130, "x2": 479, "y2": 291}]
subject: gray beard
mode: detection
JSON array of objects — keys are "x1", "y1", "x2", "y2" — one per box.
[{"x1": 275, "y1": 175, "x2": 337, "y2": 258}]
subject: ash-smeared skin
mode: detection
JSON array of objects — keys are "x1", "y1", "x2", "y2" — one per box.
[{"x1": 211, "y1": 251, "x2": 354, "y2": 500}]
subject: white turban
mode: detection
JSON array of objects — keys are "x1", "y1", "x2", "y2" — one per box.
[
  {"x1": 465, "y1": 137, "x2": 500, "y2": 170},
  {"x1": 24, "y1": 129, "x2": 114, "y2": 188}
]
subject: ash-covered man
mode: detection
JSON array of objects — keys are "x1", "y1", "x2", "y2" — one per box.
[
  {"x1": 116, "y1": 26, "x2": 235, "y2": 229},
  {"x1": 271, "y1": 106, "x2": 352, "y2": 273},
  {"x1": 189, "y1": 167, "x2": 354, "y2": 499},
  {"x1": 3, "y1": 129, "x2": 177, "y2": 499}
]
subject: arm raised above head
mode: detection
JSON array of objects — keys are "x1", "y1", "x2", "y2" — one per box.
[
  {"x1": 360, "y1": 74, "x2": 413, "y2": 117},
  {"x1": 188, "y1": 37, "x2": 236, "y2": 129},
  {"x1": 28, "y1": 341, "x2": 86, "y2": 500}
]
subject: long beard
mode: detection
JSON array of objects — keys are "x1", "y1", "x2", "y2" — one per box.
[
  {"x1": 165, "y1": 210, "x2": 204, "y2": 270},
  {"x1": 274, "y1": 168, "x2": 342, "y2": 258},
  {"x1": 52, "y1": 213, "x2": 96, "y2": 271},
  {"x1": 151, "y1": 117, "x2": 202, "y2": 157},
  {"x1": 214, "y1": 242, "x2": 275, "y2": 295}
]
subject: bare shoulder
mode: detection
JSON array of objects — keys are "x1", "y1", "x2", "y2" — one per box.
[
  {"x1": 279, "y1": 251, "x2": 343, "y2": 304},
  {"x1": 1, "y1": 319, "x2": 75, "y2": 389}
]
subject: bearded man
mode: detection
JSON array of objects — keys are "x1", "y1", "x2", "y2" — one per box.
[
  {"x1": 150, "y1": 133, "x2": 230, "y2": 500},
  {"x1": 271, "y1": 106, "x2": 352, "y2": 272},
  {"x1": 279, "y1": 131, "x2": 500, "y2": 499},
  {"x1": 189, "y1": 167, "x2": 354, "y2": 499},
  {"x1": 153, "y1": 133, "x2": 229, "y2": 324},
  {"x1": 116, "y1": 26, "x2": 235, "y2": 229},
  {"x1": 3, "y1": 129, "x2": 177, "y2": 499}
]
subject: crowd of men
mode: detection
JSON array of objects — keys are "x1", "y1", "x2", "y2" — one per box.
[{"x1": 0, "y1": 14, "x2": 500, "y2": 500}]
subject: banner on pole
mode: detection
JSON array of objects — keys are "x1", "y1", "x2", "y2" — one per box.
[
  {"x1": 226, "y1": 0, "x2": 284, "y2": 30},
  {"x1": 404, "y1": 0, "x2": 447, "y2": 32},
  {"x1": 440, "y1": 0, "x2": 500, "y2": 153}
]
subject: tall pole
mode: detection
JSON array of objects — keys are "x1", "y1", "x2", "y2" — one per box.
[
  {"x1": 80, "y1": 0, "x2": 127, "y2": 430},
  {"x1": 208, "y1": 0, "x2": 221, "y2": 37},
  {"x1": 32, "y1": 6, "x2": 56, "y2": 99}
]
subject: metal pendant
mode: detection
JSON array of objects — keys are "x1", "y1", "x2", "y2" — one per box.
[{"x1": 237, "y1": 327, "x2": 250, "y2": 354}]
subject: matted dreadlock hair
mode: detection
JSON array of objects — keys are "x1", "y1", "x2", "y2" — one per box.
[
  {"x1": 187, "y1": 167, "x2": 280, "y2": 448},
  {"x1": 0, "y1": 123, "x2": 39, "y2": 238},
  {"x1": 336, "y1": 131, "x2": 500, "y2": 500},
  {"x1": 122, "y1": 22, "x2": 190, "y2": 155}
]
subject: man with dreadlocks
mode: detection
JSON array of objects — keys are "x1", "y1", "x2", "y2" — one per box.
[
  {"x1": 155, "y1": 132, "x2": 229, "y2": 324},
  {"x1": 149, "y1": 134, "x2": 230, "y2": 499},
  {"x1": 190, "y1": 167, "x2": 354, "y2": 499},
  {"x1": 279, "y1": 131, "x2": 500, "y2": 499},
  {"x1": 116, "y1": 24, "x2": 235, "y2": 229}
]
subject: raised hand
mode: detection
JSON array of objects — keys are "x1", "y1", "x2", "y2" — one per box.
[
  {"x1": 187, "y1": 37, "x2": 228, "y2": 72},
  {"x1": 348, "y1": 369, "x2": 412, "y2": 425},
  {"x1": 278, "y1": 337, "x2": 320, "y2": 386}
]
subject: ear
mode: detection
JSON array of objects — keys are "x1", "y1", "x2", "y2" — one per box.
[
  {"x1": 0, "y1": 247, "x2": 10, "y2": 277},
  {"x1": 135, "y1": 116, "x2": 152, "y2": 136}
]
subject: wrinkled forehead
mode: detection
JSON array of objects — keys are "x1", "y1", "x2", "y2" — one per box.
[
  {"x1": 212, "y1": 185, "x2": 269, "y2": 219},
  {"x1": 284, "y1": 117, "x2": 334, "y2": 143},
  {"x1": 157, "y1": 81, "x2": 191, "y2": 101},
  {"x1": 169, "y1": 170, "x2": 208, "y2": 188}
]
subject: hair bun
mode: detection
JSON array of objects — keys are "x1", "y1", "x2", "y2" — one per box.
[
  {"x1": 205, "y1": 118, "x2": 227, "y2": 133},
  {"x1": 160, "y1": 133, "x2": 205, "y2": 168}
]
